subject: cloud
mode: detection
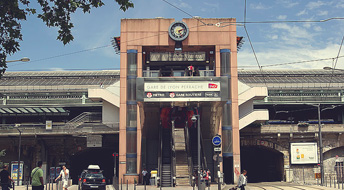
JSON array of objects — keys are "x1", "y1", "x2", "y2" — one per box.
[
  {"x1": 178, "y1": 0, "x2": 192, "y2": 9},
  {"x1": 335, "y1": 0, "x2": 344, "y2": 8},
  {"x1": 313, "y1": 26, "x2": 322, "y2": 32},
  {"x1": 317, "y1": 10, "x2": 328, "y2": 16},
  {"x1": 277, "y1": 15, "x2": 287, "y2": 20},
  {"x1": 237, "y1": 43, "x2": 343, "y2": 70},
  {"x1": 276, "y1": 0, "x2": 299, "y2": 8},
  {"x1": 250, "y1": 2, "x2": 271, "y2": 10},
  {"x1": 202, "y1": 2, "x2": 220, "y2": 13},
  {"x1": 306, "y1": 1, "x2": 326, "y2": 10},
  {"x1": 296, "y1": 9, "x2": 307, "y2": 16},
  {"x1": 49, "y1": 68, "x2": 65, "y2": 71},
  {"x1": 271, "y1": 23, "x2": 313, "y2": 40}
]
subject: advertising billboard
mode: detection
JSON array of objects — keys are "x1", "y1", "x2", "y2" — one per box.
[{"x1": 290, "y1": 142, "x2": 318, "y2": 164}]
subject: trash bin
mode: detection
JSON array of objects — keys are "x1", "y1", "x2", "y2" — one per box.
[
  {"x1": 199, "y1": 182, "x2": 206, "y2": 190},
  {"x1": 150, "y1": 170, "x2": 157, "y2": 185}
]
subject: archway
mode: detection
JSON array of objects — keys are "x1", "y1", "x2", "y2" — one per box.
[
  {"x1": 241, "y1": 146, "x2": 284, "y2": 182},
  {"x1": 70, "y1": 148, "x2": 115, "y2": 184}
]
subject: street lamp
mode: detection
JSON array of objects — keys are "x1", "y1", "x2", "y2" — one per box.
[
  {"x1": 191, "y1": 114, "x2": 201, "y2": 189},
  {"x1": 5, "y1": 57, "x2": 30, "y2": 63},
  {"x1": 14, "y1": 124, "x2": 22, "y2": 186}
]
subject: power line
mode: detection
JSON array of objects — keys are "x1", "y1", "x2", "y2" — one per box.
[
  {"x1": 327, "y1": 35, "x2": 344, "y2": 89},
  {"x1": 160, "y1": 0, "x2": 207, "y2": 25},
  {"x1": 216, "y1": 17, "x2": 344, "y2": 27}
]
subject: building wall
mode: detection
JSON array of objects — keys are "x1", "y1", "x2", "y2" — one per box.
[
  {"x1": 102, "y1": 100, "x2": 119, "y2": 124},
  {"x1": 119, "y1": 18, "x2": 239, "y2": 183}
]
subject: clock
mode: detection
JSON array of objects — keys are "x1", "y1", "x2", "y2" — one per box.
[{"x1": 168, "y1": 21, "x2": 189, "y2": 41}]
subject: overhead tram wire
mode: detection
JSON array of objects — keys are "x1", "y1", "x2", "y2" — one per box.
[
  {"x1": 243, "y1": 0, "x2": 268, "y2": 88},
  {"x1": 216, "y1": 17, "x2": 344, "y2": 27},
  {"x1": 327, "y1": 35, "x2": 344, "y2": 90},
  {"x1": 160, "y1": 0, "x2": 208, "y2": 25}
]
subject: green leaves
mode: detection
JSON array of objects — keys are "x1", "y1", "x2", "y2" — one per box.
[{"x1": 0, "y1": 0, "x2": 134, "y2": 77}]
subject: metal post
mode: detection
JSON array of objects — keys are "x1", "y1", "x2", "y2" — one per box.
[
  {"x1": 217, "y1": 152, "x2": 221, "y2": 190},
  {"x1": 197, "y1": 115, "x2": 201, "y2": 190},
  {"x1": 318, "y1": 104, "x2": 324, "y2": 185},
  {"x1": 16, "y1": 128, "x2": 22, "y2": 186},
  {"x1": 121, "y1": 178, "x2": 122, "y2": 190},
  {"x1": 126, "y1": 180, "x2": 128, "y2": 190}
]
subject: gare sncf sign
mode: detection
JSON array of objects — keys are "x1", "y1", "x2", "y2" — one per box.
[
  {"x1": 143, "y1": 82, "x2": 221, "y2": 102},
  {"x1": 144, "y1": 82, "x2": 220, "y2": 92}
]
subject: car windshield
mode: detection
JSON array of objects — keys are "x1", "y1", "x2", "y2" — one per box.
[{"x1": 85, "y1": 173, "x2": 104, "y2": 178}]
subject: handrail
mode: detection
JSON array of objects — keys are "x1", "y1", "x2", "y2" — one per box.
[
  {"x1": 158, "y1": 122, "x2": 162, "y2": 187},
  {"x1": 184, "y1": 122, "x2": 193, "y2": 186},
  {"x1": 171, "y1": 120, "x2": 176, "y2": 186},
  {"x1": 200, "y1": 128, "x2": 208, "y2": 170}
]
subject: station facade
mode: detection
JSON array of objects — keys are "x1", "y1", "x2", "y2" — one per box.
[{"x1": 117, "y1": 18, "x2": 240, "y2": 185}]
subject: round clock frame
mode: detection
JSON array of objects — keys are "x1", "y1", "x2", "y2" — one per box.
[{"x1": 168, "y1": 21, "x2": 189, "y2": 41}]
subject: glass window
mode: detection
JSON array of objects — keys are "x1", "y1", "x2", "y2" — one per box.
[
  {"x1": 127, "y1": 79, "x2": 136, "y2": 101},
  {"x1": 126, "y1": 131, "x2": 137, "y2": 154},
  {"x1": 222, "y1": 129, "x2": 233, "y2": 154},
  {"x1": 127, "y1": 53, "x2": 137, "y2": 76},
  {"x1": 126, "y1": 105, "x2": 137, "y2": 127},
  {"x1": 126, "y1": 157, "x2": 137, "y2": 173}
]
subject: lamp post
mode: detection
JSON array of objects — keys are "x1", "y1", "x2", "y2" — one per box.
[
  {"x1": 316, "y1": 104, "x2": 324, "y2": 185},
  {"x1": 5, "y1": 57, "x2": 30, "y2": 63},
  {"x1": 14, "y1": 124, "x2": 22, "y2": 186},
  {"x1": 191, "y1": 114, "x2": 201, "y2": 189}
]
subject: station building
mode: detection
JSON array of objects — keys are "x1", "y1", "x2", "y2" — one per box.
[{"x1": 2, "y1": 17, "x2": 344, "y2": 187}]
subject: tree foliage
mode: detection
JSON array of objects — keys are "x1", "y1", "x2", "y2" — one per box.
[{"x1": 0, "y1": 0, "x2": 133, "y2": 75}]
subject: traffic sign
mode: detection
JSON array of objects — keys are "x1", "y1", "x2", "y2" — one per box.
[
  {"x1": 212, "y1": 135, "x2": 222, "y2": 146},
  {"x1": 214, "y1": 147, "x2": 221, "y2": 152}
]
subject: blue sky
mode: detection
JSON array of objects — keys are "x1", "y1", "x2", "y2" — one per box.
[{"x1": 6, "y1": 0, "x2": 344, "y2": 71}]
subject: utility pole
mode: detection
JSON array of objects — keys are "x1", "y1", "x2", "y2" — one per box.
[{"x1": 317, "y1": 104, "x2": 324, "y2": 185}]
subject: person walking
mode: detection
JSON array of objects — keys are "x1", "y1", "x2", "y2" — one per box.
[
  {"x1": 142, "y1": 168, "x2": 148, "y2": 185},
  {"x1": 55, "y1": 165, "x2": 69, "y2": 190},
  {"x1": 31, "y1": 161, "x2": 44, "y2": 190},
  {"x1": 0, "y1": 165, "x2": 14, "y2": 190},
  {"x1": 237, "y1": 170, "x2": 247, "y2": 190}
]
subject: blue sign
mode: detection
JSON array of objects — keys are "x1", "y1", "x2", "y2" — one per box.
[{"x1": 212, "y1": 135, "x2": 222, "y2": 146}]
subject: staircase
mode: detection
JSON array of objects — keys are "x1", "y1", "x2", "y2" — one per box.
[
  {"x1": 174, "y1": 128, "x2": 190, "y2": 186},
  {"x1": 161, "y1": 128, "x2": 172, "y2": 187},
  {"x1": 189, "y1": 127, "x2": 199, "y2": 173}
]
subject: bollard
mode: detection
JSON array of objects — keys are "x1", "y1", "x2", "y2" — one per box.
[
  {"x1": 127, "y1": 180, "x2": 128, "y2": 190},
  {"x1": 144, "y1": 180, "x2": 146, "y2": 190},
  {"x1": 13, "y1": 181, "x2": 15, "y2": 190},
  {"x1": 121, "y1": 178, "x2": 123, "y2": 190}
]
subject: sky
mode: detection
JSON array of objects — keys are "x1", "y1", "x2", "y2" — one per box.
[{"x1": 6, "y1": 0, "x2": 344, "y2": 71}]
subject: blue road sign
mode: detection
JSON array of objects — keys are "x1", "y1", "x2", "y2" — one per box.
[{"x1": 212, "y1": 135, "x2": 222, "y2": 146}]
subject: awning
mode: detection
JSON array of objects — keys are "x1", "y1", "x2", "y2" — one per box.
[{"x1": 0, "y1": 107, "x2": 69, "y2": 116}]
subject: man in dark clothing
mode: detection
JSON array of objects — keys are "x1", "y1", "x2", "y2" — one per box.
[{"x1": 0, "y1": 165, "x2": 14, "y2": 190}]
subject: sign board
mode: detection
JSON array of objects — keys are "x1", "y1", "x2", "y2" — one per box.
[
  {"x1": 214, "y1": 147, "x2": 221, "y2": 152},
  {"x1": 46, "y1": 120, "x2": 52, "y2": 130},
  {"x1": 212, "y1": 135, "x2": 222, "y2": 146},
  {"x1": 144, "y1": 82, "x2": 221, "y2": 102},
  {"x1": 87, "y1": 135, "x2": 102, "y2": 147},
  {"x1": 11, "y1": 161, "x2": 23, "y2": 186},
  {"x1": 290, "y1": 142, "x2": 318, "y2": 164}
]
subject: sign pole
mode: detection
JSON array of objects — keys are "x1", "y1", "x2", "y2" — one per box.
[{"x1": 217, "y1": 152, "x2": 221, "y2": 190}]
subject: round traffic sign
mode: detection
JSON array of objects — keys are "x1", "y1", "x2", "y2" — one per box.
[{"x1": 212, "y1": 135, "x2": 222, "y2": 146}]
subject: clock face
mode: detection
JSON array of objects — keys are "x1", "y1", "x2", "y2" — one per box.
[{"x1": 169, "y1": 21, "x2": 189, "y2": 41}]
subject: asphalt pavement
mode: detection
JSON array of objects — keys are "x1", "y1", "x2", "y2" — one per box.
[{"x1": 11, "y1": 182, "x2": 344, "y2": 190}]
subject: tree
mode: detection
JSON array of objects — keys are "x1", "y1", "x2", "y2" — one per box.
[{"x1": 0, "y1": 0, "x2": 133, "y2": 76}]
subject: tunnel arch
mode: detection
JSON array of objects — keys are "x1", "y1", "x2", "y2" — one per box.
[
  {"x1": 240, "y1": 143, "x2": 284, "y2": 183},
  {"x1": 70, "y1": 147, "x2": 115, "y2": 184}
]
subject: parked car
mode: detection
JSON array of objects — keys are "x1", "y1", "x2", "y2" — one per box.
[{"x1": 78, "y1": 165, "x2": 106, "y2": 190}]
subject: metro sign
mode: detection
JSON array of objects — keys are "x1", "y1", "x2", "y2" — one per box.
[{"x1": 208, "y1": 83, "x2": 218, "y2": 89}]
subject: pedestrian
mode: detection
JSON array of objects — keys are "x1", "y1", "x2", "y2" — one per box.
[
  {"x1": 142, "y1": 168, "x2": 148, "y2": 185},
  {"x1": 55, "y1": 165, "x2": 69, "y2": 190},
  {"x1": 0, "y1": 165, "x2": 14, "y2": 190},
  {"x1": 237, "y1": 170, "x2": 247, "y2": 190},
  {"x1": 31, "y1": 161, "x2": 44, "y2": 190},
  {"x1": 206, "y1": 169, "x2": 211, "y2": 186}
]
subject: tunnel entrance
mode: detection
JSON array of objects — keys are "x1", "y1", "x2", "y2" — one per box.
[
  {"x1": 70, "y1": 147, "x2": 116, "y2": 184},
  {"x1": 241, "y1": 146, "x2": 283, "y2": 182}
]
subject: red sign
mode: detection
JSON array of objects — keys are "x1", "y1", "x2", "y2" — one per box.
[{"x1": 208, "y1": 83, "x2": 218, "y2": 89}]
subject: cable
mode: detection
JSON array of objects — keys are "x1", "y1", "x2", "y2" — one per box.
[
  {"x1": 216, "y1": 17, "x2": 344, "y2": 27},
  {"x1": 327, "y1": 35, "x2": 344, "y2": 89},
  {"x1": 258, "y1": 56, "x2": 344, "y2": 68},
  {"x1": 160, "y1": 0, "x2": 207, "y2": 25}
]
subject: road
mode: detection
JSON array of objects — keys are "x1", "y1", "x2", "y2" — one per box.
[{"x1": 13, "y1": 182, "x2": 342, "y2": 190}]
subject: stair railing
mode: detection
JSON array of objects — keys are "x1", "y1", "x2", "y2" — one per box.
[
  {"x1": 171, "y1": 120, "x2": 176, "y2": 186},
  {"x1": 184, "y1": 121, "x2": 194, "y2": 186},
  {"x1": 157, "y1": 122, "x2": 162, "y2": 187},
  {"x1": 200, "y1": 130, "x2": 208, "y2": 170}
]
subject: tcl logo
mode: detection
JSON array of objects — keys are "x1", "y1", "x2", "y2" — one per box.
[{"x1": 208, "y1": 83, "x2": 218, "y2": 88}]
